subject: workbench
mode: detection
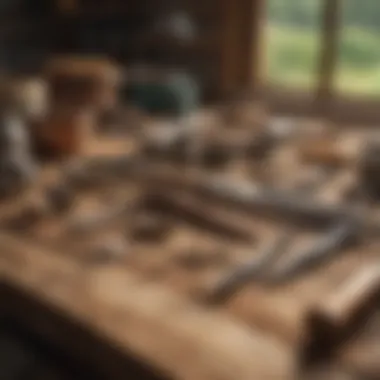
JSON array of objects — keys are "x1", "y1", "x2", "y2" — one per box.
[{"x1": 1, "y1": 113, "x2": 380, "y2": 380}]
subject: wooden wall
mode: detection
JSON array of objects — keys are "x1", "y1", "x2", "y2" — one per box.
[
  {"x1": 0, "y1": 0, "x2": 262, "y2": 99},
  {"x1": 220, "y1": 0, "x2": 265, "y2": 96},
  {"x1": 0, "y1": 0, "x2": 55, "y2": 74},
  {"x1": 53, "y1": 0, "x2": 228, "y2": 98}
]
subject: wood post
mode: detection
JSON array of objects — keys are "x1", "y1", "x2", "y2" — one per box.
[
  {"x1": 316, "y1": 0, "x2": 341, "y2": 111},
  {"x1": 245, "y1": 0, "x2": 266, "y2": 94},
  {"x1": 220, "y1": 0, "x2": 242, "y2": 95},
  {"x1": 220, "y1": 0, "x2": 265, "y2": 96}
]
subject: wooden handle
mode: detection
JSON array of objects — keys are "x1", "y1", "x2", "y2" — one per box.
[
  {"x1": 303, "y1": 264, "x2": 380, "y2": 363},
  {"x1": 313, "y1": 265, "x2": 380, "y2": 328}
]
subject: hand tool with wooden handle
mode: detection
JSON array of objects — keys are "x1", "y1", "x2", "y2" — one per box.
[
  {"x1": 209, "y1": 178, "x2": 329, "y2": 304},
  {"x1": 303, "y1": 263, "x2": 380, "y2": 364}
]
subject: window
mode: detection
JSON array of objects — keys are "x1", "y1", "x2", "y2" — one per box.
[
  {"x1": 335, "y1": 0, "x2": 380, "y2": 97},
  {"x1": 265, "y1": 0, "x2": 323, "y2": 90}
]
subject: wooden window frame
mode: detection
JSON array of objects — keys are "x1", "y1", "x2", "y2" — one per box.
[{"x1": 222, "y1": 0, "x2": 380, "y2": 125}]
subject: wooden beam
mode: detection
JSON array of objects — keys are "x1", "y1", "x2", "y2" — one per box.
[
  {"x1": 243, "y1": 0, "x2": 266, "y2": 93},
  {"x1": 220, "y1": 0, "x2": 265, "y2": 96},
  {"x1": 220, "y1": 0, "x2": 242, "y2": 94},
  {"x1": 316, "y1": 0, "x2": 341, "y2": 109}
]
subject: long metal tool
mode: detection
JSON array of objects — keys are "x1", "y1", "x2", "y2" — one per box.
[
  {"x1": 210, "y1": 234, "x2": 293, "y2": 304},
  {"x1": 267, "y1": 220, "x2": 357, "y2": 285},
  {"x1": 61, "y1": 155, "x2": 380, "y2": 236},
  {"x1": 210, "y1": 178, "x2": 329, "y2": 304}
]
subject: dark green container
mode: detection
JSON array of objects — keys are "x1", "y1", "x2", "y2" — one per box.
[{"x1": 126, "y1": 71, "x2": 199, "y2": 116}]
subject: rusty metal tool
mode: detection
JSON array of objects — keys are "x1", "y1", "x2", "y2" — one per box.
[
  {"x1": 143, "y1": 192, "x2": 253, "y2": 243},
  {"x1": 267, "y1": 220, "x2": 357, "y2": 285},
  {"x1": 198, "y1": 178, "x2": 355, "y2": 228},
  {"x1": 210, "y1": 233, "x2": 293, "y2": 304},
  {"x1": 60, "y1": 156, "x2": 380, "y2": 235},
  {"x1": 209, "y1": 179, "x2": 328, "y2": 304}
]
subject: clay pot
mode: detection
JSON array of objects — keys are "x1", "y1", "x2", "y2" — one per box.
[
  {"x1": 32, "y1": 106, "x2": 95, "y2": 158},
  {"x1": 46, "y1": 56, "x2": 122, "y2": 112}
]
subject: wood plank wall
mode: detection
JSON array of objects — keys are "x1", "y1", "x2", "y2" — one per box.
[
  {"x1": 39, "y1": 0, "x2": 380, "y2": 122},
  {"x1": 53, "y1": 0, "x2": 267, "y2": 99},
  {"x1": 0, "y1": 1, "x2": 55, "y2": 74},
  {"x1": 53, "y1": 0, "x2": 346, "y2": 105},
  {"x1": 53, "y1": 0, "x2": 227, "y2": 98}
]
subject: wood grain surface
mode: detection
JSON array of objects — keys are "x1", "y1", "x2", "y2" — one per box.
[{"x1": 0, "y1": 233, "x2": 293, "y2": 380}]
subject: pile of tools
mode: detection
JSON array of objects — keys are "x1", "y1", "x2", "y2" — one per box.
[{"x1": 2, "y1": 55, "x2": 380, "y2": 380}]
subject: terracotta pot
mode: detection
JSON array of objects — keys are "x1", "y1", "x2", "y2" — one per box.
[
  {"x1": 46, "y1": 56, "x2": 122, "y2": 112},
  {"x1": 33, "y1": 106, "x2": 95, "y2": 158}
]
